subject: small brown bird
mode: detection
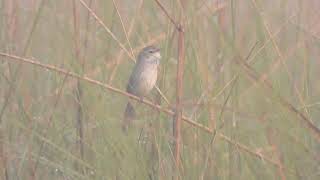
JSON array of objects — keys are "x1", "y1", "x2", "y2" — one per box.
[{"x1": 123, "y1": 45, "x2": 161, "y2": 132}]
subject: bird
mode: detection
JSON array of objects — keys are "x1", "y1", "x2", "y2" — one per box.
[{"x1": 122, "y1": 45, "x2": 161, "y2": 132}]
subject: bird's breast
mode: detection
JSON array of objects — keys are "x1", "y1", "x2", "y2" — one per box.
[{"x1": 136, "y1": 65, "x2": 158, "y2": 96}]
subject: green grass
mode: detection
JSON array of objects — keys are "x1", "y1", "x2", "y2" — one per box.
[{"x1": 0, "y1": 0, "x2": 319, "y2": 179}]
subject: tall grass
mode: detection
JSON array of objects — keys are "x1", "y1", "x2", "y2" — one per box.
[{"x1": 0, "y1": 0, "x2": 319, "y2": 179}]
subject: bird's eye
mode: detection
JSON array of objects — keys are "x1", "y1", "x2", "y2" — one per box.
[{"x1": 148, "y1": 50, "x2": 154, "y2": 53}]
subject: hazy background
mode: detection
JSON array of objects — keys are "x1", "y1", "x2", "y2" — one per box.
[{"x1": 0, "y1": 0, "x2": 320, "y2": 179}]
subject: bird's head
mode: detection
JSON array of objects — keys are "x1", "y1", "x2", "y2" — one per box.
[{"x1": 138, "y1": 45, "x2": 161, "y2": 64}]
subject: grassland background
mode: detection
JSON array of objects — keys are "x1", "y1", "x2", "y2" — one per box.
[{"x1": 0, "y1": 0, "x2": 320, "y2": 179}]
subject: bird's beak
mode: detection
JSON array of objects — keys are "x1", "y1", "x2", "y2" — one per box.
[{"x1": 154, "y1": 51, "x2": 161, "y2": 59}]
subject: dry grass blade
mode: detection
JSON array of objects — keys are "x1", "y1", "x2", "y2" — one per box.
[
  {"x1": 154, "y1": 0, "x2": 180, "y2": 29},
  {"x1": 111, "y1": 0, "x2": 134, "y2": 57},
  {"x1": 77, "y1": 0, "x2": 134, "y2": 61},
  {"x1": 235, "y1": 56, "x2": 320, "y2": 142}
]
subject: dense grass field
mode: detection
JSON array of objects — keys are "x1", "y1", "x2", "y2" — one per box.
[{"x1": 0, "y1": 0, "x2": 320, "y2": 179}]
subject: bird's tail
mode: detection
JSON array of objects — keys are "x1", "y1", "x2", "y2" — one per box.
[{"x1": 122, "y1": 102, "x2": 136, "y2": 132}]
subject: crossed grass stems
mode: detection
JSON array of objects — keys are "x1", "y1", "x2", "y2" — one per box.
[
  {"x1": 0, "y1": 48, "x2": 295, "y2": 176},
  {"x1": 1, "y1": 0, "x2": 320, "y2": 177}
]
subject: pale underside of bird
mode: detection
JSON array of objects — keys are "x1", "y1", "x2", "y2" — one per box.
[{"x1": 122, "y1": 45, "x2": 161, "y2": 132}]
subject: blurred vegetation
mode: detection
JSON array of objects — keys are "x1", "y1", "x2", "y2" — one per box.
[{"x1": 0, "y1": 0, "x2": 320, "y2": 179}]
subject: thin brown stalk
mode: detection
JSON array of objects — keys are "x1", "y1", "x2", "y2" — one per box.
[
  {"x1": 77, "y1": 0, "x2": 93, "y2": 173},
  {"x1": 81, "y1": 0, "x2": 93, "y2": 64},
  {"x1": 72, "y1": 0, "x2": 85, "y2": 174},
  {"x1": 154, "y1": 0, "x2": 180, "y2": 29},
  {"x1": 174, "y1": 24, "x2": 185, "y2": 179},
  {"x1": 77, "y1": 0, "x2": 134, "y2": 61},
  {"x1": 266, "y1": 128, "x2": 286, "y2": 180}
]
